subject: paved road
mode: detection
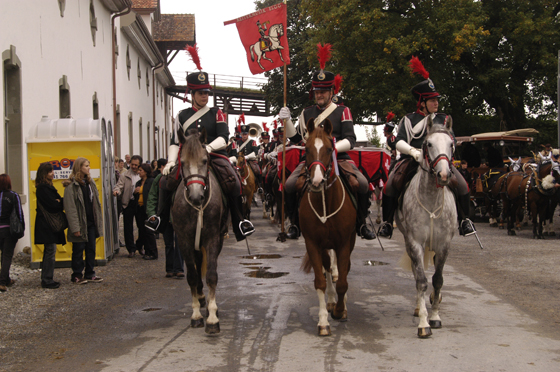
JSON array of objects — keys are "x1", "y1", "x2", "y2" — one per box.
[{"x1": 3, "y1": 206, "x2": 560, "y2": 372}]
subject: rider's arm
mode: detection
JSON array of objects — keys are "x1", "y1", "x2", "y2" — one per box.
[{"x1": 338, "y1": 107, "x2": 356, "y2": 151}]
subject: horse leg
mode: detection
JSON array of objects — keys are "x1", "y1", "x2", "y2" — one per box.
[
  {"x1": 331, "y1": 247, "x2": 351, "y2": 322},
  {"x1": 325, "y1": 250, "x2": 338, "y2": 313},
  {"x1": 429, "y1": 247, "x2": 449, "y2": 329},
  {"x1": 408, "y1": 242, "x2": 431, "y2": 338},
  {"x1": 307, "y1": 244, "x2": 330, "y2": 336},
  {"x1": 186, "y1": 262, "x2": 204, "y2": 328},
  {"x1": 205, "y1": 248, "x2": 220, "y2": 335}
]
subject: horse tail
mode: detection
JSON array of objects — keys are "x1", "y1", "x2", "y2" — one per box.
[
  {"x1": 250, "y1": 45, "x2": 255, "y2": 61},
  {"x1": 300, "y1": 252, "x2": 313, "y2": 273},
  {"x1": 201, "y1": 246, "x2": 208, "y2": 278}
]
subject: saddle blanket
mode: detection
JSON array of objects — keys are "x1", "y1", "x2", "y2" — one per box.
[{"x1": 277, "y1": 146, "x2": 391, "y2": 183}]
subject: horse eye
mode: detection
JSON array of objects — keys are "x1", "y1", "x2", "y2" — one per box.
[{"x1": 427, "y1": 143, "x2": 432, "y2": 147}]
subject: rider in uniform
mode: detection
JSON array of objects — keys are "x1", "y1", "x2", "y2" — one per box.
[
  {"x1": 236, "y1": 124, "x2": 263, "y2": 193},
  {"x1": 278, "y1": 44, "x2": 376, "y2": 240},
  {"x1": 383, "y1": 112, "x2": 397, "y2": 167},
  {"x1": 158, "y1": 47, "x2": 255, "y2": 241},
  {"x1": 378, "y1": 57, "x2": 476, "y2": 238}
]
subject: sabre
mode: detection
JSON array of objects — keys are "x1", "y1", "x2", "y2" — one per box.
[
  {"x1": 245, "y1": 236, "x2": 252, "y2": 256},
  {"x1": 472, "y1": 230, "x2": 484, "y2": 250}
]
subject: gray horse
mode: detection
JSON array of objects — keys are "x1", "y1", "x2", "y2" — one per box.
[
  {"x1": 395, "y1": 116, "x2": 457, "y2": 338},
  {"x1": 172, "y1": 128, "x2": 227, "y2": 334}
]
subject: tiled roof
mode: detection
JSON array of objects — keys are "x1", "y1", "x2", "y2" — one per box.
[
  {"x1": 131, "y1": 0, "x2": 157, "y2": 10},
  {"x1": 153, "y1": 14, "x2": 195, "y2": 42}
]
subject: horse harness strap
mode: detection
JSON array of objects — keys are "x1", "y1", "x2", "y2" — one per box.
[
  {"x1": 415, "y1": 186, "x2": 445, "y2": 251},
  {"x1": 183, "y1": 171, "x2": 213, "y2": 251},
  {"x1": 307, "y1": 175, "x2": 346, "y2": 224}
]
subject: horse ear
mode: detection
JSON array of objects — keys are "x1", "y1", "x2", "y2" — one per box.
[
  {"x1": 306, "y1": 118, "x2": 316, "y2": 135},
  {"x1": 199, "y1": 127, "x2": 208, "y2": 145},
  {"x1": 508, "y1": 156, "x2": 514, "y2": 163},
  {"x1": 445, "y1": 115, "x2": 453, "y2": 130},
  {"x1": 323, "y1": 119, "x2": 333, "y2": 136},
  {"x1": 177, "y1": 127, "x2": 186, "y2": 144}
]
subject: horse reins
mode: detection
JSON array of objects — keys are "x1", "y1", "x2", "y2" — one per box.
[{"x1": 182, "y1": 157, "x2": 212, "y2": 252}]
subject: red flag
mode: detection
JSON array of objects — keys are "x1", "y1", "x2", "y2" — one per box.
[{"x1": 224, "y1": 3, "x2": 290, "y2": 75}]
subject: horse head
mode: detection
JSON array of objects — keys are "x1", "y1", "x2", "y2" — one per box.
[
  {"x1": 177, "y1": 128, "x2": 209, "y2": 207},
  {"x1": 422, "y1": 114, "x2": 455, "y2": 186},
  {"x1": 305, "y1": 118, "x2": 334, "y2": 191},
  {"x1": 270, "y1": 23, "x2": 283, "y2": 38},
  {"x1": 508, "y1": 157, "x2": 523, "y2": 172}
]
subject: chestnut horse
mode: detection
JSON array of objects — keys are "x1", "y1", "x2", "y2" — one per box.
[
  {"x1": 237, "y1": 152, "x2": 256, "y2": 220},
  {"x1": 300, "y1": 118, "x2": 356, "y2": 337}
]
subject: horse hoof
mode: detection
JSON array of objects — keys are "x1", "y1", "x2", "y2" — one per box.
[
  {"x1": 429, "y1": 320, "x2": 442, "y2": 329},
  {"x1": 191, "y1": 318, "x2": 204, "y2": 328},
  {"x1": 418, "y1": 327, "x2": 432, "y2": 338},
  {"x1": 489, "y1": 223, "x2": 497, "y2": 227},
  {"x1": 499, "y1": 225, "x2": 505, "y2": 230},
  {"x1": 414, "y1": 308, "x2": 419, "y2": 317},
  {"x1": 326, "y1": 303, "x2": 335, "y2": 313},
  {"x1": 199, "y1": 296, "x2": 206, "y2": 308},
  {"x1": 205, "y1": 322, "x2": 220, "y2": 334},
  {"x1": 332, "y1": 310, "x2": 347, "y2": 322},
  {"x1": 542, "y1": 232, "x2": 549, "y2": 236},
  {"x1": 318, "y1": 325, "x2": 331, "y2": 336},
  {"x1": 507, "y1": 230, "x2": 516, "y2": 236}
]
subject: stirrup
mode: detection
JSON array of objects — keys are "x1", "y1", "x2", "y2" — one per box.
[
  {"x1": 378, "y1": 222, "x2": 393, "y2": 239},
  {"x1": 239, "y1": 220, "x2": 255, "y2": 236},
  {"x1": 359, "y1": 224, "x2": 376, "y2": 240},
  {"x1": 459, "y1": 219, "x2": 476, "y2": 236},
  {"x1": 286, "y1": 225, "x2": 300, "y2": 239}
]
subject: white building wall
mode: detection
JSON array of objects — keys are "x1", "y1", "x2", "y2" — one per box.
[{"x1": 1, "y1": 0, "x2": 172, "y2": 251}]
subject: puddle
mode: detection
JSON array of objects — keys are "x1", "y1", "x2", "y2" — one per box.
[
  {"x1": 244, "y1": 266, "x2": 289, "y2": 279},
  {"x1": 363, "y1": 260, "x2": 389, "y2": 266},
  {"x1": 240, "y1": 262, "x2": 262, "y2": 266},
  {"x1": 142, "y1": 308, "x2": 162, "y2": 312},
  {"x1": 240, "y1": 254, "x2": 282, "y2": 259}
]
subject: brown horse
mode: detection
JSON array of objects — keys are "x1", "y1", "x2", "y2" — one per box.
[
  {"x1": 299, "y1": 118, "x2": 356, "y2": 337},
  {"x1": 502, "y1": 161, "x2": 560, "y2": 238},
  {"x1": 237, "y1": 152, "x2": 256, "y2": 220}
]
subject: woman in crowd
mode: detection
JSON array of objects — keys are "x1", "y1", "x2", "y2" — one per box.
[
  {"x1": 35, "y1": 163, "x2": 66, "y2": 289},
  {"x1": 63, "y1": 157, "x2": 103, "y2": 284},
  {"x1": 134, "y1": 163, "x2": 157, "y2": 259},
  {"x1": 0, "y1": 174, "x2": 24, "y2": 292}
]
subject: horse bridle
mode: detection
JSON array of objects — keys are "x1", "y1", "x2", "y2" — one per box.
[
  {"x1": 421, "y1": 131, "x2": 454, "y2": 176},
  {"x1": 182, "y1": 153, "x2": 210, "y2": 193},
  {"x1": 306, "y1": 138, "x2": 335, "y2": 188}
]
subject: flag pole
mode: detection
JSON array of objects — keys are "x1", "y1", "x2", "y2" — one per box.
[{"x1": 278, "y1": 0, "x2": 288, "y2": 242}]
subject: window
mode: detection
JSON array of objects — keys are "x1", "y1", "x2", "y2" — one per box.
[
  {"x1": 137, "y1": 58, "x2": 141, "y2": 89},
  {"x1": 126, "y1": 45, "x2": 131, "y2": 80},
  {"x1": 114, "y1": 28, "x2": 119, "y2": 68},
  {"x1": 58, "y1": 0, "x2": 65, "y2": 17},
  {"x1": 115, "y1": 105, "x2": 121, "y2": 157},
  {"x1": 146, "y1": 67, "x2": 150, "y2": 95},
  {"x1": 59, "y1": 75, "x2": 71, "y2": 118},
  {"x1": 2, "y1": 45, "x2": 23, "y2": 194},
  {"x1": 128, "y1": 112, "x2": 133, "y2": 156},
  {"x1": 90, "y1": 0, "x2": 97, "y2": 46},
  {"x1": 139, "y1": 118, "x2": 143, "y2": 157},
  {"x1": 92, "y1": 92, "x2": 98, "y2": 120}
]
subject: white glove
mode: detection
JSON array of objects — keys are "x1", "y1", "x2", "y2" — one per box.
[
  {"x1": 229, "y1": 156, "x2": 237, "y2": 165},
  {"x1": 205, "y1": 137, "x2": 227, "y2": 154},
  {"x1": 335, "y1": 139, "x2": 351, "y2": 153},
  {"x1": 409, "y1": 148, "x2": 422, "y2": 162},
  {"x1": 245, "y1": 152, "x2": 257, "y2": 161},
  {"x1": 279, "y1": 107, "x2": 291, "y2": 120},
  {"x1": 163, "y1": 145, "x2": 180, "y2": 175}
]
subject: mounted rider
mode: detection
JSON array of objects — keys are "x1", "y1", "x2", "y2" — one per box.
[
  {"x1": 278, "y1": 43, "x2": 376, "y2": 241},
  {"x1": 158, "y1": 45, "x2": 254, "y2": 241},
  {"x1": 383, "y1": 112, "x2": 398, "y2": 167},
  {"x1": 236, "y1": 124, "x2": 263, "y2": 193},
  {"x1": 378, "y1": 56, "x2": 476, "y2": 238},
  {"x1": 256, "y1": 20, "x2": 271, "y2": 50}
]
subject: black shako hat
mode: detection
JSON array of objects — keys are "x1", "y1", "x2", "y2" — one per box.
[{"x1": 187, "y1": 71, "x2": 211, "y2": 93}]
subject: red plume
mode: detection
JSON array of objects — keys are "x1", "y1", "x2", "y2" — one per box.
[
  {"x1": 236, "y1": 123, "x2": 241, "y2": 133},
  {"x1": 237, "y1": 113, "x2": 245, "y2": 125},
  {"x1": 262, "y1": 122, "x2": 269, "y2": 132},
  {"x1": 186, "y1": 44, "x2": 203, "y2": 71},
  {"x1": 317, "y1": 43, "x2": 332, "y2": 71},
  {"x1": 409, "y1": 56, "x2": 429, "y2": 79},
  {"x1": 386, "y1": 112, "x2": 395, "y2": 122},
  {"x1": 273, "y1": 120, "x2": 278, "y2": 129},
  {"x1": 334, "y1": 74, "x2": 343, "y2": 95}
]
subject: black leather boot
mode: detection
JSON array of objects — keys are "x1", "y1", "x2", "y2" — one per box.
[
  {"x1": 356, "y1": 192, "x2": 376, "y2": 240},
  {"x1": 378, "y1": 193, "x2": 397, "y2": 238},
  {"x1": 457, "y1": 193, "x2": 476, "y2": 236},
  {"x1": 285, "y1": 192, "x2": 300, "y2": 239},
  {"x1": 230, "y1": 195, "x2": 255, "y2": 241}
]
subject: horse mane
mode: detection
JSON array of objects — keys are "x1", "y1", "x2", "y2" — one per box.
[{"x1": 182, "y1": 128, "x2": 206, "y2": 160}]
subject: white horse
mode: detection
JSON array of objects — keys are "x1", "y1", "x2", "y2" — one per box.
[
  {"x1": 395, "y1": 115, "x2": 457, "y2": 338},
  {"x1": 250, "y1": 24, "x2": 285, "y2": 70}
]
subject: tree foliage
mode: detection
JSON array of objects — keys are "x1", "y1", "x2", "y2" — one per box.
[{"x1": 257, "y1": 0, "x2": 560, "y2": 143}]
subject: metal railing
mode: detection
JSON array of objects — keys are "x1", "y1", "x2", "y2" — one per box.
[{"x1": 174, "y1": 72, "x2": 268, "y2": 93}]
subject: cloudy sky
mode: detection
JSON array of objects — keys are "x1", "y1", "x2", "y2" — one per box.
[{"x1": 160, "y1": 0, "x2": 377, "y2": 142}]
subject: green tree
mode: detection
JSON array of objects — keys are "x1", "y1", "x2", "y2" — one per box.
[{"x1": 365, "y1": 126, "x2": 382, "y2": 147}]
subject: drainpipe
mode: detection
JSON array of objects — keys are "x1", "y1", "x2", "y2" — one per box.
[
  {"x1": 152, "y1": 62, "x2": 163, "y2": 159},
  {"x1": 111, "y1": 5, "x2": 132, "y2": 157}
]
